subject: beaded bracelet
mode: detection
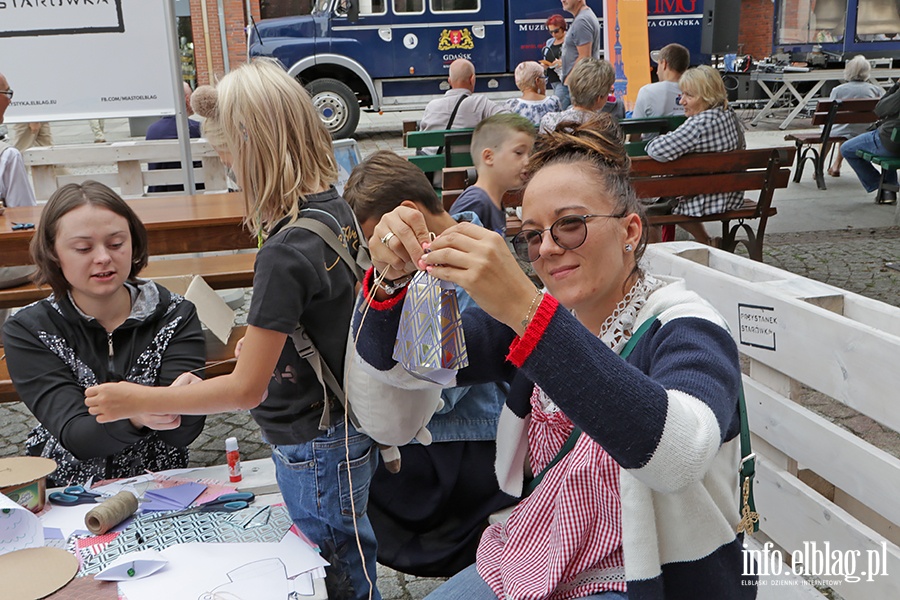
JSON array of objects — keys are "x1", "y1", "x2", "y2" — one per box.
[{"x1": 521, "y1": 289, "x2": 544, "y2": 330}]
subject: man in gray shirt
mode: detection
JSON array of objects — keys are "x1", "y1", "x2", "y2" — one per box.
[{"x1": 561, "y1": 0, "x2": 602, "y2": 84}]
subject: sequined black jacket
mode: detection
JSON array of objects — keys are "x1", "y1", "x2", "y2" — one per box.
[{"x1": 2, "y1": 280, "x2": 206, "y2": 485}]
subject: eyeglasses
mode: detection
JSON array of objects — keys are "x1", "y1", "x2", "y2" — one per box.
[
  {"x1": 0, "y1": 90, "x2": 12, "y2": 99},
  {"x1": 548, "y1": 28, "x2": 562, "y2": 34},
  {"x1": 511, "y1": 213, "x2": 625, "y2": 263}
]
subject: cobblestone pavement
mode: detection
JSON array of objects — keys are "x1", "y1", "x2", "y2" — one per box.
[{"x1": 2, "y1": 112, "x2": 898, "y2": 599}]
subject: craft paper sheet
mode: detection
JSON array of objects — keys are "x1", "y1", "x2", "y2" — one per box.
[
  {"x1": 0, "y1": 492, "x2": 44, "y2": 555},
  {"x1": 79, "y1": 505, "x2": 295, "y2": 574},
  {"x1": 117, "y1": 537, "x2": 328, "y2": 600}
]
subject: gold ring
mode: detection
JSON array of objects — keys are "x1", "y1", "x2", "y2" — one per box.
[{"x1": 380, "y1": 232, "x2": 396, "y2": 246}]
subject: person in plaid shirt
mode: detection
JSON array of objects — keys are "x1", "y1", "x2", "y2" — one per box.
[{"x1": 645, "y1": 65, "x2": 746, "y2": 245}]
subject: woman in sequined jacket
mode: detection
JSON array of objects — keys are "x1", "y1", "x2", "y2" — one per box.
[{"x1": 1, "y1": 181, "x2": 205, "y2": 487}]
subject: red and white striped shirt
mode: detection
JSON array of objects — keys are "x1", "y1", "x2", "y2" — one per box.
[{"x1": 476, "y1": 386, "x2": 626, "y2": 599}]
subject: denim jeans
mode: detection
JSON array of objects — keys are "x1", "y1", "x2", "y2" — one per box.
[
  {"x1": 552, "y1": 81, "x2": 571, "y2": 110},
  {"x1": 840, "y1": 130, "x2": 899, "y2": 193},
  {"x1": 424, "y1": 563, "x2": 629, "y2": 600},
  {"x1": 271, "y1": 421, "x2": 380, "y2": 600}
]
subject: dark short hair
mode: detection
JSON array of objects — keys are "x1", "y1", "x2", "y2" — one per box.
[
  {"x1": 659, "y1": 43, "x2": 690, "y2": 74},
  {"x1": 31, "y1": 181, "x2": 149, "y2": 298},
  {"x1": 343, "y1": 150, "x2": 443, "y2": 223},
  {"x1": 546, "y1": 14, "x2": 567, "y2": 31}
]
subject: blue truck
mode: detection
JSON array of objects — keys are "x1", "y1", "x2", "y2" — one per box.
[{"x1": 247, "y1": 0, "x2": 704, "y2": 137}]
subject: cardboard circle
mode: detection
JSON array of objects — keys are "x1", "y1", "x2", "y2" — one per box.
[
  {"x1": 0, "y1": 547, "x2": 79, "y2": 599},
  {"x1": 0, "y1": 457, "x2": 57, "y2": 488}
]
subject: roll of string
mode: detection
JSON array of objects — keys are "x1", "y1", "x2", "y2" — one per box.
[{"x1": 84, "y1": 491, "x2": 139, "y2": 535}]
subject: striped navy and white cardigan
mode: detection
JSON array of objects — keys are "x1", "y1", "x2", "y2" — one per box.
[{"x1": 350, "y1": 271, "x2": 757, "y2": 599}]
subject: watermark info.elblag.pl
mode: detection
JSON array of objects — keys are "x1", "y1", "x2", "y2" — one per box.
[{"x1": 744, "y1": 541, "x2": 890, "y2": 586}]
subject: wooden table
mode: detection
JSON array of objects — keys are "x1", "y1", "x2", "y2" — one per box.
[
  {"x1": 0, "y1": 192, "x2": 255, "y2": 267},
  {"x1": 749, "y1": 68, "x2": 900, "y2": 130}
]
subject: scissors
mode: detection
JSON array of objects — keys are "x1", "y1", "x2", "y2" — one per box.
[
  {"x1": 144, "y1": 492, "x2": 255, "y2": 522},
  {"x1": 48, "y1": 485, "x2": 103, "y2": 506}
]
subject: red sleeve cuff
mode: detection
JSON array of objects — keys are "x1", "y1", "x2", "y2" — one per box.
[
  {"x1": 507, "y1": 293, "x2": 558, "y2": 367},
  {"x1": 362, "y1": 267, "x2": 408, "y2": 310}
]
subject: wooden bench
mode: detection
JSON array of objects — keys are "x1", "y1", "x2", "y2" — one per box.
[
  {"x1": 0, "y1": 252, "x2": 256, "y2": 310},
  {"x1": 645, "y1": 243, "x2": 900, "y2": 599},
  {"x1": 23, "y1": 139, "x2": 229, "y2": 201},
  {"x1": 855, "y1": 127, "x2": 900, "y2": 205},
  {"x1": 0, "y1": 325, "x2": 246, "y2": 404},
  {"x1": 504, "y1": 148, "x2": 795, "y2": 262},
  {"x1": 619, "y1": 115, "x2": 686, "y2": 139},
  {"x1": 630, "y1": 147, "x2": 795, "y2": 261},
  {"x1": 404, "y1": 128, "x2": 474, "y2": 176},
  {"x1": 784, "y1": 98, "x2": 879, "y2": 190}
]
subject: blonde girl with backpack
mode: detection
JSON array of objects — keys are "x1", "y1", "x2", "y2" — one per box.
[{"x1": 85, "y1": 59, "x2": 379, "y2": 600}]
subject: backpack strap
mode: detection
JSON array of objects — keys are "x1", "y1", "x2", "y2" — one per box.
[{"x1": 280, "y1": 214, "x2": 370, "y2": 430}]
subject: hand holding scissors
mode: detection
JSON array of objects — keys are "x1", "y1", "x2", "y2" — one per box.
[
  {"x1": 48, "y1": 485, "x2": 103, "y2": 506},
  {"x1": 144, "y1": 492, "x2": 255, "y2": 522}
]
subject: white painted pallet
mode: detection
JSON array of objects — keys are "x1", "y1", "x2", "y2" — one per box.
[{"x1": 645, "y1": 242, "x2": 900, "y2": 600}]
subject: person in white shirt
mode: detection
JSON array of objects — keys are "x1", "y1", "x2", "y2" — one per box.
[
  {"x1": 0, "y1": 70, "x2": 38, "y2": 325},
  {"x1": 630, "y1": 44, "x2": 690, "y2": 140},
  {"x1": 0, "y1": 71, "x2": 37, "y2": 208}
]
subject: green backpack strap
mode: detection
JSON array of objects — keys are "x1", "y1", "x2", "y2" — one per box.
[{"x1": 525, "y1": 316, "x2": 659, "y2": 497}]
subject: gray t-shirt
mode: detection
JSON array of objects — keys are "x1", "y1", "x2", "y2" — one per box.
[
  {"x1": 561, "y1": 6, "x2": 602, "y2": 81},
  {"x1": 631, "y1": 80, "x2": 686, "y2": 139}
]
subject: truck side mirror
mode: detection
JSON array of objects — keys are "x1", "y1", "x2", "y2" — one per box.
[{"x1": 348, "y1": 0, "x2": 359, "y2": 22}]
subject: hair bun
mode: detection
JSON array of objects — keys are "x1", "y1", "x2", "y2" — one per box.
[{"x1": 190, "y1": 85, "x2": 218, "y2": 119}]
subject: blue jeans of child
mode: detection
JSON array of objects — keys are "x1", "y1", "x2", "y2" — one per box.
[
  {"x1": 841, "y1": 130, "x2": 899, "y2": 193},
  {"x1": 271, "y1": 421, "x2": 380, "y2": 600},
  {"x1": 552, "y1": 81, "x2": 571, "y2": 110},
  {"x1": 424, "y1": 563, "x2": 629, "y2": 600}
]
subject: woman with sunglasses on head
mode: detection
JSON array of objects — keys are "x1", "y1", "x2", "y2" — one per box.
[
  {"x1": 541, "y1": 15, "x2": 570, "y2": 109},
  {"x1": 1, "y1": 181, "x2": 206, "y2": 487},
  {"x1": 351, "y1": 116, "x2": 754, "y2": 599}
]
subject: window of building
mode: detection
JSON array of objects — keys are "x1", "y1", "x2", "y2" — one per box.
[{"x1": 430, "y1": 0, "x2": 479, "y2": 13}]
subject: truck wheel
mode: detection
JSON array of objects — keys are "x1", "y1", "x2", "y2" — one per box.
[{"x1": 305, "y1": 78, "x2": 360, "y2": 139}]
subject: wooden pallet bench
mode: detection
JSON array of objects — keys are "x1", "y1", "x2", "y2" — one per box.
[
  {"x1": 645, "y1": 242, "x2": 900, "y2": 600},
  {"x1": 22, "y1": 139, "x2": 229, "y2": 201}
]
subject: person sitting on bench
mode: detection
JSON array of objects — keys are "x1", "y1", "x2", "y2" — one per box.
[
  {"x1": 840, "y1": 80, "x2": 900, "y2": 203},
  {"x1": 825, "y1": 55, "x2": 884, "y2": 178},
  {"x1": 645, "y1": 65, "x2": 746, "y2": 246}
]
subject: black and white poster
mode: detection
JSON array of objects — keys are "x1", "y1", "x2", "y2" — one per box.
[{"x1": 0, "y1": 0, "x2": 179, "y2": 121}]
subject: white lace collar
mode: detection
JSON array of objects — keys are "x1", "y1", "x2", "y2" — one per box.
[{"x1": 537, "y1": 274, "x2": 666, "y2": 413}]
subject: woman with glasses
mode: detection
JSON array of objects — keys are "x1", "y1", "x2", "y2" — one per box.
[
  {"x1": 1, "y1": 181, "x2": 206, "y2": 487},
  {"x1": 504, "y1": 61, "x2": 562, "y2": 127},
  {"x1": 541, "y1": 14, "x2": 570, "y2": 109},
  {"x1": 352, "y1": 116, "x2": 752, "y2": 599}
]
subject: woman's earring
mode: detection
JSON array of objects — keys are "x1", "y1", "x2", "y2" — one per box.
[{"x1": 624, "y1": 244, "x2": 633, "y2": 253}]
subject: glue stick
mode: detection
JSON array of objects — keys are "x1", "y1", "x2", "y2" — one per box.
[{"x1": 225, "y1": 436, "x2": 242, "y2": 482}]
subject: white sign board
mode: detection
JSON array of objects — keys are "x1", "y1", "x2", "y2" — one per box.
[{"x1": 0, "y1": 0, "x2": 178, "y2": 122}]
